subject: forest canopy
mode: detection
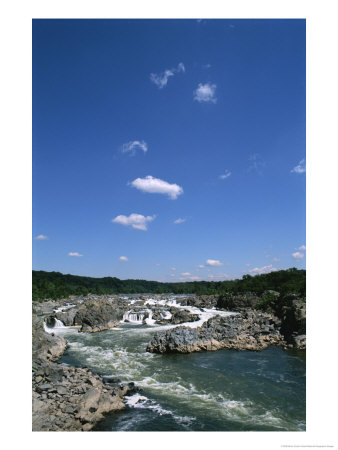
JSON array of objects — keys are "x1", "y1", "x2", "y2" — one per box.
[{"x1": 32, "y1": 268, "x2": 305, "y2": 302}]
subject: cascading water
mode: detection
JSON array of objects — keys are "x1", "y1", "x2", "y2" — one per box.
[
  {"x1": 43, "y1": 317, "x2": 65, "y2": 333},
  {"x1": 123, "y1": 311, "x2": 145, "y2": 324}
]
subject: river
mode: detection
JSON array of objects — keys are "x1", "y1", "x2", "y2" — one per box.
[{"x1": 51, "y1": 296, "x2": 305, "y2": 431}]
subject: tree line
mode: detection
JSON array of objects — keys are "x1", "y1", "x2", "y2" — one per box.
[{"x1": 32, "y1": 268, "x2": 305, "y2": 302}]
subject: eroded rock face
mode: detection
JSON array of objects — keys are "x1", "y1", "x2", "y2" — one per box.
[
  {"x1": 146, "y1": 311, "x2": 285, "y2": 354},
  {"x1": 280, "y1": 298, "x2": 306, "y2": 345}
]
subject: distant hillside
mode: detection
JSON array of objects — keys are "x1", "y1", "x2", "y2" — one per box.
[{"x1": 32, "y1": 268, "x2": 305, "y2": 302}]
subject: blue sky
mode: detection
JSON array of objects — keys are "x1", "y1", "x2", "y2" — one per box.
[{"x1": 32, "y1": 19, "x2": 306, "y2": 281}]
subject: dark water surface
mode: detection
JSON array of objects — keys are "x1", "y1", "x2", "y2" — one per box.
[{"x1": 58, "y1": 321, "x2": 306, "y2": 431}]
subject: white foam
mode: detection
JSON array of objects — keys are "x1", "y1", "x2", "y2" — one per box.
[
  {"x1": 125, "y1": 393, "x2": 195, "y2": 425},
  {"x1": 145, "y1": 310, "x2": 156, "y2": 326}
]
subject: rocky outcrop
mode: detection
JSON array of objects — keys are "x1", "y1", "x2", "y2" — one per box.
[
  {"x1": 74, "y1": 298, "x2": 125, "y2": 332},
  {"x1": 216, "y1": 293, "x2": 261, "y2": 310},
  {"x1": 280, "y1": 297, "x2": 306, "y2": 349},
  {"x1": 32, "y1": 313, "x2": 134, "y2": 431},
  {"x1": 147, "y1": 310, "x2": 284, "y2": 354},
  {"x1": 186, "y1": 295, "x2": 219, "y2": 309},
  {"x1": 32, "y1": 359, "x2": 136, "y2": 431}
]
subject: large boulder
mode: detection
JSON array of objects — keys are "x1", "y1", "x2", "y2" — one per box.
[
  {"x1": 74, "y1": 298, "x2": 125, "y2": 332},
  {"x1": 168, "y1": 307, "x2": 200, "y2": 324}
]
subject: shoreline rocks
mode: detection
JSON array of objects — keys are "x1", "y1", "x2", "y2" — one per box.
[{"x1": 32, "y1": 314, "x2": 135, "y2": 431}]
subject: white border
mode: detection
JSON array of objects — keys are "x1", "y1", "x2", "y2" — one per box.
[{"x1": 1, "y1": 0, "x2": 337, "y2": 448}]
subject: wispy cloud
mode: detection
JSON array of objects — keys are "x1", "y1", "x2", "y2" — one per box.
[
  {"x1": 296, "y1": 245, "x2": 306, "y2": 251},
  {"x1": 272, "y1": 257, "x2": 280, "y2": 262},
  {"x1": 130, "y1": 176, "x2": 183, "y2": 200},
  {"x1": 248, "y1": 153, "x2": 266, "y2": 175},
  {"x1": 249, "y1": 264, "x2": 277, "y2": 275},
  {"x1": 207, "y1": 273, "x2": 229, "y2": 280},
  {"x1": 181, "y1": 272, "x2": 192, "y2": 276},
  {"x1": 150, "y1": 63, "x2": 185, "y2": 89},
  {"x1": 197, "y1": 265, "x2": 205, "y2": 269},
  {"x1": 179, "y1": 275, "x2": 201, "y2": 281},
  {"x1": 194, "y1": 83, "x2": 217, "y2": 103},
  {"x1": 206, "y1": 259, "x2": 224, "y2": 267},
  {"x1": 121, "y1": 140, "x2": 148, "y2": 156},
  {"x1": 119, "y1": 256, "x2": 128, "y2": 261},
  {"x1": 174, "y1": 218, "x2": 186, "y2": 224},
  {"x1": 112, "y1": 213, "x2": 155, "y2": 231},
  {"x1": 35, "y1": 234, "x2": 48, "y2": 240},
  {"x1": 219, "y1": 169, "x2": 231, "y2": 180},
  {"x1": 68, "y1": 252, "x2": 83, "y2": 257},
  {"x1": 292, "y1": 252, "x2": 304, "y2": 260},
  {"x1": 291, "y1": 159, "x2": 306, "y2": 174},
  {"x1": 171, "y1": 267, "x2": 176, "y2": 271}
]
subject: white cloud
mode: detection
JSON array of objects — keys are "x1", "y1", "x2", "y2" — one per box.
[
  {"x1": 272, "y1": 257, "x2": 280, "y2": 262},
  {"x1": 174, "y1": 218, "x2": 186, "y2": 224},
  {"x1": 291, "y1": 159, "x2": 306, "y2": 174},
  {"x1": 197, "y1": 265, "x2": 205, "y2": 269},
  {"x1": 249, "y1": 265, "x2": 278, "y2": 275},
  {"x1": 155, "y1": 263, "x2": 161, "y2": 266},
  {"x1": 219, "y1": 169, "x2": 231, "y2": 180},
  {"x1": 112, "y1": 213, "x2": 155, "y2": 231},
  {"x1": 150, "y1": 63, "x2": 185, "y2": 89},
  {"x1": 245, "y1": 263, "x2": 251, "y2": 267},
  {"x1": 206, "y1": 259, "x2": 224, "y2": 267},
  {"x1": 121, "y1": 140, "x2": 148, "y2": 156},
  {"x1": 193, "y1": 83, "x2": 217, "y2": 103},
  {"x1": 297, "y1": 245, "x2": 306, "y2": 251},
  {"x1": 119, "y1": 256, "x2": 128, "y2": 261},
  {"x1": 171, "y1": 267, "x2": 176, "y2": 271},
  {"x1": 35, "y1": 234, "x2": 48, "y2": 240},
  {"x1": 68, "y1": 252, "x2": 83, "y2": 257},
  {"x1": 130, "y1": 176, "x2": 183, "y2": 200},
  {"x1": 181, "y1": 272, "x2": 192, "y2": 276},
  {"x1": 292, "y1": 252, "x2": 304, "y2": 260},
  {"x1": 170, "y1": 274, "x2": 175, "y2": 277}
]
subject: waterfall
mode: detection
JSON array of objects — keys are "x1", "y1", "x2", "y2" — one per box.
[
  {"x1": 123, "y1": 311, "x2": 145, "y2": 324},
  {"x1": 43, "y1": 317, "x2": 65, "y2": 333},
  {"x1": 54, "y1": 319, "x2": 65, "y2": 328}
]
